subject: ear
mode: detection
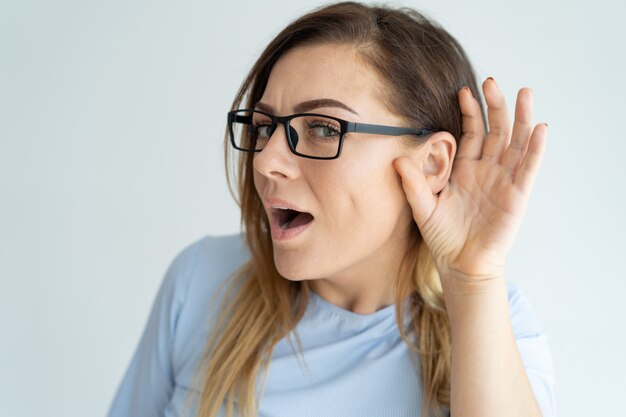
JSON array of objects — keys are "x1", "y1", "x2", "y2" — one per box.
[{"x1": 418, "y1": 131, "x2": 457, "y2": 194}]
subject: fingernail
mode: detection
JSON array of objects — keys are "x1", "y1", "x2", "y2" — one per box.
[
  {"x1": 462, "y1": 86, "x2": 473, "y2": 96},
  {"x1": 487, "y1": 76, "x2": 496, "y2": 85},
  {"x1": 543, "y1": 122, "x2": 549, "y2": 128}
]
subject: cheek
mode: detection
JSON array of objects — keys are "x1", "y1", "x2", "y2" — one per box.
[
  {"x1": 252, "y1": 166, "x2": 265, "y2": 194},
  {"x1": 320, "y1": 152, "x2": 408, "y2": 231}
]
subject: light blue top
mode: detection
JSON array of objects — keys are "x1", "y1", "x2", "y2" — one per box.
[{"x1": 106, "y1": 234, "x2": 556, "y2": 417}]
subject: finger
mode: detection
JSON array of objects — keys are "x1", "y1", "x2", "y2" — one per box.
[
  {"x1": 502, "y1": 88, "x2": 534, "y2": 172},
  {"x1": 482, "y1": 77, "x2": 511, "y2": 162},
  {"x1": 514, "y1": 123, "x2": 547, "y2": 196},
  {"x1": 456, "y1": 86, "x2": 486, "y2": 161},
  {"x1": 393, "y1": 156, "x2": 437, "y2": 228}
]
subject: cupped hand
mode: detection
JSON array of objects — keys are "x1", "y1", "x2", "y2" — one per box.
[{"x1": 394, "y1": 78, "x2": 547, "y2": 280}]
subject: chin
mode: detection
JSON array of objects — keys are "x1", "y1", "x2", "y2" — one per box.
[
  {"x1": 273, "y1": 257, "x2": 319, "y2": 282},
  {"x1": 274, "y1": 263, "x2": 308, "y2": 281}
]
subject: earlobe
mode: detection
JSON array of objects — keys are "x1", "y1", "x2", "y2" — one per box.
[{"x1": 422, "y1": 132, "x2": 456, "y2": 194}]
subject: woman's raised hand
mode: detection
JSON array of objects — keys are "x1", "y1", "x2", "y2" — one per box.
[{"x1": 394, "y1": 78, "x2": 547, "y2": 283}]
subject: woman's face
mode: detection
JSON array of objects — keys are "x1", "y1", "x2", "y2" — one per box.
[{"x1": 253, "y1": 42, "x2": 420, "y2": 293}]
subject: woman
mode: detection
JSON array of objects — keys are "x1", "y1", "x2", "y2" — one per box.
[{"x1": 107, "y1": 2, "x2": 555, "y2": 417}]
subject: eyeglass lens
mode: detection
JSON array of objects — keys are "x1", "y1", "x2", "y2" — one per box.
[{"x1": 231, "y1": 110, "x2": 342, "y2": 158}]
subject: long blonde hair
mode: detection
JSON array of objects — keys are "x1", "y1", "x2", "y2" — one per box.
[{"x1": 184, "y1": 2, "x2": 485, "y2": 416}]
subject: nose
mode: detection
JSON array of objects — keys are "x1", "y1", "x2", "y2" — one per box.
[{"x1": 252, "y1": 121, "x2": 300, "y2": 180}]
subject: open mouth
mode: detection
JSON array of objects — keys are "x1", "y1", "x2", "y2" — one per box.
[{"x1": 272, "y1": 208, "x2": 315, "y2": 230}]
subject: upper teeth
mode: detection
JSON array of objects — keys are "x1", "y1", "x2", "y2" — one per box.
[{"x1": 273, "y1": 206, "x2": 290, "y2": 210}]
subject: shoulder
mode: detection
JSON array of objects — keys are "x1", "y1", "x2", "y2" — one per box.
[
  {"x1": 167, "y1": 233, "x2": 251, "y2": 383},
  {"x1": 168, "y1": 232, "x2": 250, "y2": 304},
  {"x1": 153, "y1": 233, "x2": 250, "y2": 336},
  {"x1": 174, "y1": 233, "x2": 249, "y2": 274},
  {"x1": 170, "y1": 232, "x2": 248, "y2": 271}
]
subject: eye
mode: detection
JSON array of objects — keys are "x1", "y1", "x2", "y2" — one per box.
[
  {"x1": 253, "y1": 123, "x2": 272, "y2": 138},
  {"x1": 251, "y1": 115, "x2": 273, "y2": 138},
  {"x1": 306, "y1": 120, "x2": 341, "y2": 139}
]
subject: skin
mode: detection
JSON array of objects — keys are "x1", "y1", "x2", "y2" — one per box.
[
  {"x1": 252, "y1": 43, "x2": 456, "y2": 314},
  {"x1": 395, "y1": 80, "x2": 546, "y2": 417},
  {"x1": 253, "y1": 42, "x2": 546, "y2": 417}
]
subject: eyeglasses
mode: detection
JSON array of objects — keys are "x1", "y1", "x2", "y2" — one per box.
[{"x1": 227, "y1": 109, "x2": 437, "y2": 160}]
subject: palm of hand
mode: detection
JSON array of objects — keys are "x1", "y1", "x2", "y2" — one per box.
[
  {"x1": 395, "y1": 78, "x2": 547, "y2": 279},
  {"x1": 421, "y1": 155, "x2": 528, "y2": 277}
]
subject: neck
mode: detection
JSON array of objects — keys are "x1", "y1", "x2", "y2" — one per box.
[
  {"x1": 308, "y1": 234, "x2": 412, "y2": 315},
  {"x1": 310, "y1": 276, "x2": 396, "y2": 314}
]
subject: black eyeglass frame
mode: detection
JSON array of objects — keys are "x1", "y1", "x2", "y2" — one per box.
[{"x1": 227, "y1": 108, "x2": 438, "y2": 160}]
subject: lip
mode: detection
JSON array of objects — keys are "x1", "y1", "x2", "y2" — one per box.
[
  {"x1": 262, "y1": 197, "x2": 311, "y2": 214},
  {"x1": 262, "y1": 196, "x2": 315, "y2": 242}
]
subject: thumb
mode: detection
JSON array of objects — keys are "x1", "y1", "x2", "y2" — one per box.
[{"x1": 393, "y1": 156, "x2": 437, "y2": 228}]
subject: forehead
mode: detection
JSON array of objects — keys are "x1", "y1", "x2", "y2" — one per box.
[{"x1": 260, "y1": 43, "x2": 386, "y2": 117}]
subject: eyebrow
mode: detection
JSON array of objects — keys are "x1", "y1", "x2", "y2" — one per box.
[{"x1": 254, "y1": 98, "x2": 359, "y2": 116}]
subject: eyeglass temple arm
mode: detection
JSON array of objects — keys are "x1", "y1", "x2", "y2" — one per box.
[{"x1": 347, "y1": 121, "x2": 436, "y2": 137}]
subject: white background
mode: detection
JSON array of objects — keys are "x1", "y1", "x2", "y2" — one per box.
[{"x1": 1, "y1": 0, "x2": 625, "y2": 416}]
